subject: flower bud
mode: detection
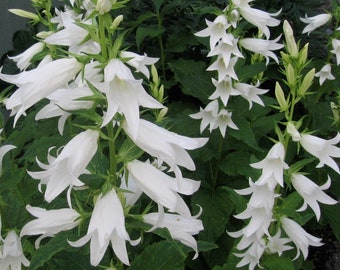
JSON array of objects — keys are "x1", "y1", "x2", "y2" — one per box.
[
  {"x1": 96, "y1": 0, "x2": 112, "y2": 14},
  {"x1": 229, "y1": 9, "x2": 239, "y2": 28},
  {"x1": 286, "y1": 63, "x2": 296, "y2": 87},
  {"x1": 286, "y1": 122, "x2": 301, "y2": 141},
  {"x1": 283, "y1": 20, "x2": 298, "y2": 57},
  {"x1": 151, "y1": 64, "x2": 159, "y2": 86},
  {"x1": 275, "y1": 82, "x2": 288, "y2": 111},
  {"x1": 36, "y1": 31, "x2": 53, "y2": 39},
  {"x1": 331, "y1": 102, "x2": 340, "y2": 123},
  {"x1": 297, "y1": 43, "x2": 309, "y2": 67},
  {"x1": 31, "y1": 0, "x2": 50, "y2": 8},
  {"x1": 298, "y1": 68, "x2": 315, "y2": 97},
  {"x1": 280, "y1": 52, "x2": 290, "y2": 66},
  {"x1": 110, "y1": 15, "x2": 123, "y2": 31},
  {"x1": 9, "y1": 9, "x2": 39, "y2": 21},
  {"x1": 157, "y1": 107, "x2": 168, "y2": 122}
]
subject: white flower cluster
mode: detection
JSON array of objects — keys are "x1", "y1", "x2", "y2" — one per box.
[
  {"x1": 300, "y1": 13, "x2": 340, "y2": 85},
  {"x1": 194, "y1": 2, "x2": 340, "y2": 270},
  {"x1": 229, "y1": 135, "x2": 338, "y2": 269},
  {"x1": 191, "y1": 0, "x2": 282, "y2": 137},
  {"x1": 0, "y1": 1, "x2": 207, "y2": 267}
]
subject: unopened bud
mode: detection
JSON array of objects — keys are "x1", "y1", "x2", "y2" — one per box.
[
  {"x1": 286, "y1": 63, "x2": 296, "y2": 87},
  {"x1": 96, "y1": 0, "x2": 112, "y2": 14},
  {"x1": 283, "y1": 20, "x2": 298, "y2": 57},
  {"x1": 298, "y1": 68, "x2": 315, "y2": 97},
  {"x1": 331, "y1": 102, "x2": 340, "y2": 122},
  {"x1": 286, "y1": 122, "x2": 301, "y2": 142},
  {"x1": 280, "y1": 52, "x2": 290, "y2": 66},
  {"x1": 151, "y1": 65, "x2": 159, "y2": 85},
  {"x1": 297, "y1": 43, "x2": 309, "y2": 67},
  {"x1": 9, "y1": 9, "x2": 39, "y2": 21},
  {"x1": 275, "y1": 82, "x2": 288, "y2": 111},
  {"x1": 36, "y1": 31, "x2": 53, "y2": 39},
  {"x1": 110, "y1": 15, "x2": 123, "y2": 31},
  {"x1": 157, "y1": 107, "x2": 168, "y2": 122},
  {"x1": 31, "y1": 0, "x2": 50, "y2": 7},
  {"x1": 229, "y1": 9, "x2": 239, "y2": 28},
  {"x1": 158, "y1": 84, "x2": 164, "y2": 102}
]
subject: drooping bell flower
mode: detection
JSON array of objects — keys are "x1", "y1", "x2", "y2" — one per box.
[
  {"x1": 28, "y1": 129, "x2": 99, "y2": 207},
  {"x1": 69, "y1": 189, "x2": 140, "y2": 266}
]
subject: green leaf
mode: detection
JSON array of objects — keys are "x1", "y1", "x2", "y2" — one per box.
[
  {"x1": 192, "y1": 187, "x2": 233, "y2": 242},
  {"x1": 28, "y1": 231, "x2": 74, "y2": 270},
  {"x1": 168, "y1": 60, "x2": 214, "y2": 102},
  {"x1": 128, "y1": 241, "x2": 186, "y2": 270},
  {"x1": 117, "y1": 138, "x2": 144, "y2": 163},
  {"x1": 150, "y1": 227, "x2": 187, "y2": 257},
  {"x1": 78, "y1": 173, "x2": 105, "y2": 190},
  {"x1": 19, "y1": 135, "x2": 65, "y2": 163},
  {"x1": 277, "y1": 192, "x2": 303, "y2": 221},
  {"x1": 136, "y1": 25, "x2": 164, "y2": 50},
  {"x1": 212, "y1": 252, "x2": 239, "y2": 270},
  {"x1": 135, "y1": 11, "x2": 157, "y2": 25},
  {"x1": 236, "y1": 62, "x2": 267, "y2": 82},
  {"x1": 262, "y1": 254, "x2": 295, "y2": 270},
  {"x1": 151, "y1": 0, "x2": 166, "y2": 12},
  {"x1": 219, "y1": 151, "x2": 257, "y2": 178},
  {"x1": 87, "y1": 150, "x2": 109, "y2": 175},
  {"x1": 71, "y1": 108, "x2": 103, "y2": 125},
  {"x1": 228, "y1": 116, "x2": 262, "y2": 152},
  {"x1": 307, "y1": 101, "x2": 336, "y2": 136},
  {"x1": 321, "y1": 204, "x2": 340, "y2": 242},
  {"x1": 222, "y1": 187, "x2": 247, "y2": 214},
  {"x1": 45, "y1": 250, "x2": 98, "y2": 270},
  {"x1": 252, "y1": 113, "x2": 282, "y2": 137},
  {"x1": 166, "y1": 32, "x2": 199, "y2": 53},
  {"x1": 197, "y1": 240, "x2": 219, "y2": 252}
]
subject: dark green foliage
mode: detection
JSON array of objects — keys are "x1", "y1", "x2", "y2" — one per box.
[{"x1": 128, "y1": 241, "x2": 186, "y2": 270}]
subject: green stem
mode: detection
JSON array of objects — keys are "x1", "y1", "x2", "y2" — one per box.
[
  {"x1": 212, "y1": 136, "x2": 224, "y2": 188},
  {"x1": 98, "y1": 14, "x2": 108, "y2": 61},
  {"x1": 107, "y1": 124, "x2": 117, "y2": 186},
  {"x1": 157, "y1": 13, "x2": 166, "y2": 80}
]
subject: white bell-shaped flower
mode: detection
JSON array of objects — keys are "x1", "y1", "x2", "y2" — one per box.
[
  {"x1": 69, "y1": 189, "x2": 140, "y2": 266},
  {"x1": 0, "y1": 58, "x2": 82, "y2": 126},
  {"x1": 291, "y1": 173, "x2": 337, "y2": 221},
  {"x1": 281, "y1": 217, "x2": 323, "y2": 260},
  {"x1": 28, "y1": 129, "x2": 99, "y2": 207},
  {"x1": 20, "y1": 205, "x2": 80, "y2": 248},
  {"x1": 0, "y1": 231, "x2": 30, "y2": 269}
]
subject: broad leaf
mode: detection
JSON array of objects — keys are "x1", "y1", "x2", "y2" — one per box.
[
  {"x1": 262, "y1": 255, "x2": 295, "y2": 270},
  {"x1": 168, "y1": 59, "x2": 214, "y2": 102},
  {"x1": 128, "y1": 241, "x2": 186, "y2": 270},
  {"x1": 321, "y1": 204, "x2": 340, "y2": 242},
  {"x1": 219, "y1": 151, "x2": 258, "y2": 178},
  {"x1": 136, "y1": 25, "x2": 164, "y2": 50},
  {"x1": 28, "y1": 231, "x2": 75, "y2": 270},
  {"x1": 192, "y1": 187, "x2": 233, "y2": 242},
  {"x1": 236, "y1": 62, "x2": 267, "y2": 82},
  {"x1": 117, "y1": 138, "x2": 144, "y2": 163},
  {"x1": 228, "y1": 116, "x2": 262, "y2": 152},
  {"x1": 151, "y1": 0, "x2": 166, "y2": 12}
]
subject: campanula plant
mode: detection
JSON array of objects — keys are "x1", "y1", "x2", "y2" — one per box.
[{"x1": 0, "y1": 0, "x2": 339, "y2": 269}]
